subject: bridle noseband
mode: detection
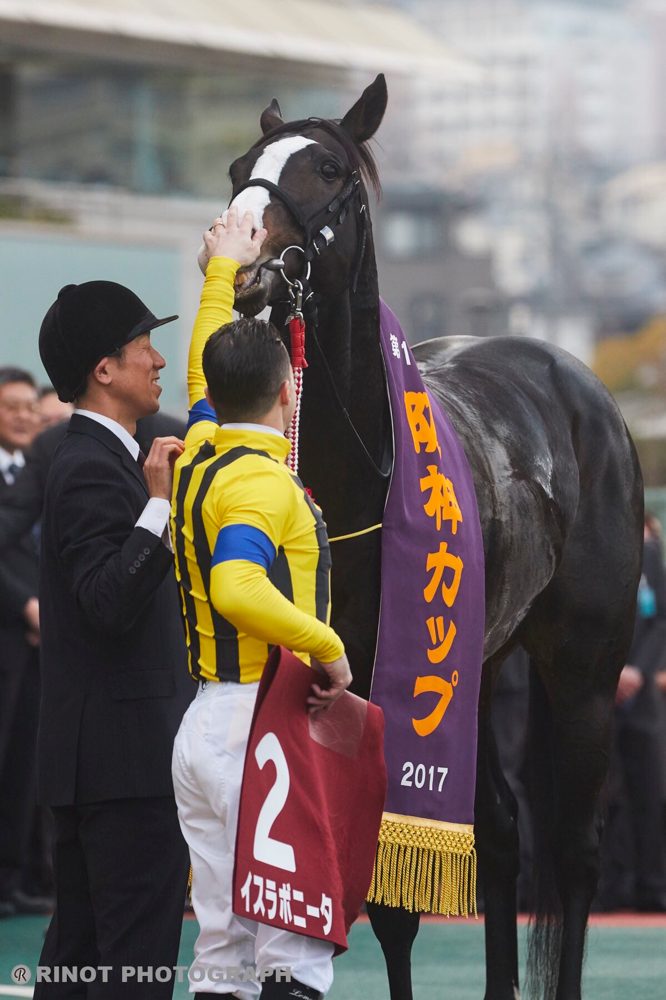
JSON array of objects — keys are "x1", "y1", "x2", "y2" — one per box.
[{"x1": 231, "y1": 158, "x2": 370, "y2": 324}]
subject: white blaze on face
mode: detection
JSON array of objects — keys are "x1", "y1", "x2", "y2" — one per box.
[{"x1": 227, "y1": 135, "x2": 316, "y2": 231}]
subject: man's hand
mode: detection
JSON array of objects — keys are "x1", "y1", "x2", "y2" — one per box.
[
  {"x1": 142, "y1": 436, "x2": 185, "y2": 501},
  {"x1": 23, "y1": 597, "x2": 40, "y2": 647},
  {"x1": 616, "y1": 664, "x2": 644, "y2": 705},
  {"x1": 307, "y1": 653, "x2": 352, "y2": 714},
  {"x1": 201, "y1": 208, "x2": 267, "y2": 270},
  {"x1": 23, "y1": 596, "x2": 39, "y2": 632},
  {"x1": 26, "y1": 628, "x2": 40, "y2": 648}
]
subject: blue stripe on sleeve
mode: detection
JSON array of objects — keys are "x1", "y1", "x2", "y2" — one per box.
[
  {"x1": 187, "y1": 397, "x2": 217, "y2": 430},
  {"x1": 212, "y1": 524, "x2": 276, "y2": 572}
]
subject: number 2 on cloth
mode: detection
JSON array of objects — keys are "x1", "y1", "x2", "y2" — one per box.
[{"x1": 253, "y1": 732, "x2": 296, "y2": 872}]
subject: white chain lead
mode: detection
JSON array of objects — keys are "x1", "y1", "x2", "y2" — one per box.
[{"x1": 286, "y1": 367, "x2": 303, "y2": 475}]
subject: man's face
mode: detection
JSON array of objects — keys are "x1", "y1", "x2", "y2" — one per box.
[
  {"x1": 39, "y1": 392, "x2": 74, "y2": 429},
  {"x1": 0, "y1": 381, "x2": 39, "y2": 452},
  {"x1": 106, "y1": 334, "x2": 166, "y2": 418}
]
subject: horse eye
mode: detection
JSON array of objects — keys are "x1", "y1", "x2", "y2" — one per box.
[{"x1": 321, "y1": 162, "x2": 339, "y2": 180}]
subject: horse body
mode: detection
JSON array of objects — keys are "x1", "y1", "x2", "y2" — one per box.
[
  {"x1": 418, "y1": 333, "x2": 640, "y2": 660},
  {"x1": 226, "y1": 75, "x2": 643, "y2": 1000}
]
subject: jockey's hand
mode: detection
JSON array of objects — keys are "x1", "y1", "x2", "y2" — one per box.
[
  {"x1": 202, "y1": 208, "x2": 267, "y2": 269},
  {"x1": 307, "y1": 653, "x2": 352, "y2": 714}
]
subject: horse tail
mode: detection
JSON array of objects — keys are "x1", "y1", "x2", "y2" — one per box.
[{"x1": 525, "y1": 659, "x2": 562, "y2": 1000}]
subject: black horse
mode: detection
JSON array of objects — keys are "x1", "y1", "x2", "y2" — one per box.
[{"x1": 224, "y1": 75, "x2": 643, "y2": 1000}]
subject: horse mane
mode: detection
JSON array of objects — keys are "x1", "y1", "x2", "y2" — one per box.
[{"x1": 252, "y1": 118, "x2": 381, "y2": 199}]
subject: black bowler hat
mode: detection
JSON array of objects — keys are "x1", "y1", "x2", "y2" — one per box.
[{"x1": 39, "y1": 281, "x2": 178, "y2": 403}]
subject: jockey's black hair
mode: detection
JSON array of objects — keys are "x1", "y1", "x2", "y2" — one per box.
[{"x1": 203, "y1": 317, "x2": 291, "y2": 424}]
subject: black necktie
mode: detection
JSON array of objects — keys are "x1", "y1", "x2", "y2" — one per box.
[
  {"x1": 137, "y1": 450, "x2": 146, "y2": 469},
  {"x1": 6, "y1": 462, "x2": 21, "y2": 483}
]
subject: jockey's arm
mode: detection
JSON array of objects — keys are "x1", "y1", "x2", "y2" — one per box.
[
  {"x1": 184, "y1": 210, "x2": 266, "y2": 448},
  {"x1": 187, "y1": 255, "x2": 239, "y2": 411},
  {"x1": 183, "y1": 256, "x2": 239, "y2": 448},
  {"x1": 211, "y1": 560, "x2": 344, "y2": 665},
  {"x1": 209, "y1": 465, "x2": 345, "y2": 665}
]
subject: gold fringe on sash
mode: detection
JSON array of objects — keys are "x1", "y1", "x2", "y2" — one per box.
[{"x1": 366, "y1": 812, "x2": 477, "y2": 917}]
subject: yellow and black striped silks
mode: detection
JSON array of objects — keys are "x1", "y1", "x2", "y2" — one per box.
[{"x1": 171, "y1": 425, "x2": 343, "y2": 684}]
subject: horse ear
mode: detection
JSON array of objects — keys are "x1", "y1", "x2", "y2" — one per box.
[
  {"x1": 339, "y1": 74, "x2": 387, "y2": 144},
  {"x1": 260, "y1": 98, "x2": 283, "y2": 135}
]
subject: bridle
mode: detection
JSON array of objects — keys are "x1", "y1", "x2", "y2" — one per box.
[
  {"x1": 231, "y1": 155, "x2": 370, "y2": 324},
  {"x1": 228, "y1": 139, "x2": 389, "y2": 483}
]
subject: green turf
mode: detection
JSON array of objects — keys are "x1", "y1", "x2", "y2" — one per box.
[{"x1": 1, "y1": 917, "x2": 665, "y2": 998}]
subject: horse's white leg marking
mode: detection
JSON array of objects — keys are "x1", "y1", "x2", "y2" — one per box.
[{"x1": 228, "y1": 136, "x2": 316, "y2": 231}]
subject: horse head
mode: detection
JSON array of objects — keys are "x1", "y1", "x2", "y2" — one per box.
[{"x1": 209, "y1": 74, "x2": 387, "y2": 317}]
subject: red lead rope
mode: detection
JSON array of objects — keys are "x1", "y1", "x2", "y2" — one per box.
[
  {"x1": 286, "y1": 316, "x2": 307, "y2": 475},
  {"x1": 289, "y1": 316, "x2": 307, "y2": 370}
]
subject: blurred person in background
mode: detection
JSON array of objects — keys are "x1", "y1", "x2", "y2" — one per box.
[
  {"x1": 601, "y1": 514, "x2": 666, "y2": 911},
  {"x1": 38, "y1": 385, "x2": 74, "y2": 429},
  {"x1": 0, "y1": 365, "x2": 51, "y2": 917},
  {"x1": 658, "y1": 645, "x2": 666, "y2": 870},
  {"x1": 0, "y1": 408, "x2": 185, "y2": 551},
  {"x1": 645, "y1": 513, "x2": 664, "y2": 559},
  {"x1": 650, "y1": 517, "x2": 666, "y2": 860}
]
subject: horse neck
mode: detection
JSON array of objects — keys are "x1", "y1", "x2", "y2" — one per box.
[{"x1": 274, "y1": 238, "x2": 390, "y2": 536}]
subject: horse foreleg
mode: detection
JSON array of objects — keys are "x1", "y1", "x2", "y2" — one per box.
[
  {"x1": 475, "y1": 670, "x2": 521, "y2": 1000},
  {"x1": 366, "y1": 901, "x2": 420, "y2": 1000}
]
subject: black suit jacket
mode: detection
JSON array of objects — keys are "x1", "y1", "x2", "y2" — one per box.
[
  {"x1": 38, "y1": 414, "x2": 194, "y2": 806},
  {"x1": 621, "y1": 538, "x2": 666, "y2": 733},
  {"x1": 0, "y1": 469, "x2": 39, "y2": 673},
  {"x1": 0, "y1": 411, "x2": 187, "y2": 551}
]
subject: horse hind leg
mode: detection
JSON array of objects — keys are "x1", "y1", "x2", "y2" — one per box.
[
  {"x1": 366, "y1": 901, "x2": 420, "y2": 1000},
  {"x1": 475, "y1": 655, "x2": 522, "y2": 1000},
  {"x1": 522, "y1": 589, "x2": 633, "y2": 1000}
]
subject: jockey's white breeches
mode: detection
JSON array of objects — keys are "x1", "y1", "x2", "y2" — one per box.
[{"x1": 172, "y1": 679, "x2": 334, "y2": 998}]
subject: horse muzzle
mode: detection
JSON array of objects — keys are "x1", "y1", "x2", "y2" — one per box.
[{"x1": 233, "y1": 258, "x2": 282, "y2": 317}]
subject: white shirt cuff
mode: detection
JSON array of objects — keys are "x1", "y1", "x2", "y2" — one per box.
[{"x1": 135, "y1": 497, "x2": 172, "y2": 545}]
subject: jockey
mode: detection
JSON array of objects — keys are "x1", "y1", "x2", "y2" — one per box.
[{"x1": 170, "y1": 208, "x2": 351, "y2": 1000}]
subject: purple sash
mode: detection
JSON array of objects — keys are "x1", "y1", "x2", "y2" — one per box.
[{"x1": 366, "y1": 301, "x2": 485, "y2": 916}]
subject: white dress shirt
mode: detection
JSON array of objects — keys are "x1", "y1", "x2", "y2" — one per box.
[
  {"x1": 0, "y1": 445, "x2": 25, "y2": 485},
  {"x1": 221, "y1": 422, "x2": 284, "y2": 437},
  {"x1": 74, "y1": 409, "x2": 171, "y2": 542}
]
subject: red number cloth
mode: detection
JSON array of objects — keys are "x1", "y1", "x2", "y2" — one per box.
[{"x1": 233, "y1": 646, "x2": 386, "y2": 954}]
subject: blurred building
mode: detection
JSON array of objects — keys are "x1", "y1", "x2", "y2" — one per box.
[
  {"x1": 375, "y1": 186, "x2": 505, "y2": 343},
  {"x1": 402, "y1": 0, "x2": 658, "y2": 177},
  {"x1": 0, "y1": 0, "x2": 478, "y2": 410},
  {"x1": 636, "y1": 0, "x2": 666, "y2": 159},
  {"x1": 603, "y1": 162, "x2": 666, "y2": 253}
]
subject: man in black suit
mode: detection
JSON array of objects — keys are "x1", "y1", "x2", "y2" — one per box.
[
  {"x1": 35, "y1": 280, "x2": 194, "y2": 997},
  {"x1": 602, "y1": 526, "x2": 666, "y2": 911},
  {"x1": 0, "y1": 366, "x2": 52, "y2": 918},
  {"x1": 0, "y1": 410, "x2": 187, "y2": 550}
]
